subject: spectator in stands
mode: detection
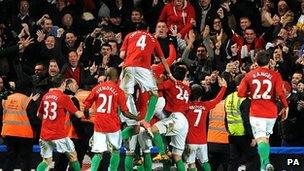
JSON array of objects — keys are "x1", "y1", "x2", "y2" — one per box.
[
  {"x1": 62, "y1": 31, "x2": 80, "y2": 58},
  {"x1": 124, "y1": 8, "x2": 146, "y2": 34},
  {"x1": 106, "y1": 41, "x2": 123, "y2": 70},
  {"x1": 105, "y1": 0, "x2": 134, "y2": 22},
  {"x1": 159, "y1": 0, "x2": 196, "y2": 38},
  {"x1": 154, "y1": 21, "x2": 178, "y2": 58},
  {"x1": 11, "y1": 0, "x2": 32, "y2": 33},
  {"x1": 36, "y1": 15, "x2": 54, "y2": 35},
  {"x1": 36, "y1": 34, "x2": 64, "y2": 67},
  {"x1": 270, "y1": 44, "x2": 295, "y2": 81},
  {"x1": 231, "y1": 26, "x2": 265, "y2": 64},
  {"x1": 182, "y1": 30, "x2": 213, "y2": 83},
  {"x1": 48, "y1": 59, "x2": 60, "y2": 77},
  {"x1": 108, "y1": 11, "x2": 124, "y2": 34},
  {"x1": 61, "y1": 13, "x2": 74, "y2": 30},
  {"x1": 61, "y1": 49, "x2": 97, "y2": 88},
  {"x1": 279, "y1": 81, "x2": 303, "y2": 146},
  {"x1": 91, "y1": 43, "x2": 112, "y2": 74},
  {"x1": 29, "y1": 59, "x2": 60, "y2": 94},
  {"x1": 291, "y1": 72, "x2": 303, "y2": 92},
  {"x1": 237, "y1": 16, "x2": 252, "y2": 36},
  {"x1": 190, "y1": 0, "x2": 220, "y2": 33}
]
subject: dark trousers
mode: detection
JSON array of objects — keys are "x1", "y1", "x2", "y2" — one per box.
[
  {"x1": 54, "y1": 138, "x2": 88, "y2": 170},
  {"x1": 227, "y1": 136, "x2": 259, "y2": 171},
  {"x1": 54, "y1": 139, "x2": 111, "y2": 171},
  {"x1": 3, "y1": 136, "x2": 33, "y2": 171},
  {"x1": 208, "y1": 143, "x2": 229, "y2": 171}
]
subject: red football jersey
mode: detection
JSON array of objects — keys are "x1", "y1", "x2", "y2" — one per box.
[
  {"x1": 38, "y1": 89, "x2": 78, "y2": 140},
  {"x1": 238, "y1": 67, "x2": 288, "y2": 118},
  {"x1": 83, "y1": 81, "x2": 128, "y2": 133},
  {"x1": 151, "y1": 44, "x2": 176, "y2": 79},
  {"x1": 158, "y1": 79, "x2": 190, "y2": 113},
  {"x1": 120, "y1": 30, "x2": 164, "y2": 69},
  {"x1": 186, "y1": 87, "x2": 226, "y2": 144}
]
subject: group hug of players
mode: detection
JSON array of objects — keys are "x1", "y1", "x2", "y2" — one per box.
[{"x1": 36, "y1": 27, "x2": 288, "y2": 171}]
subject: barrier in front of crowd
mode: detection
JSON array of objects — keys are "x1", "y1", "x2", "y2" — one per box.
[{"x1": 0, "y1": 145, "x2": 304, "y2": 170}]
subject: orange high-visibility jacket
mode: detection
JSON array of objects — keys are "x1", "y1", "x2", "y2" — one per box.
[
  {"x1": 1, "y1": 93, "x2": 34, "y2": 138},
  {"x1": 207, "y1": 100, "x2": 229, "y2": 144}
]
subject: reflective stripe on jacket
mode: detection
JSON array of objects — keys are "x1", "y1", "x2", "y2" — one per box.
[
  {"x1": 207, "y1": 100, "x2": 229, "y2": 144},
  {"x1": 225, "y1": 91, "x2": 245, "y2": 136},
  {"x1": 2, "y1": 93, "x2": 34, "y2": 138}
]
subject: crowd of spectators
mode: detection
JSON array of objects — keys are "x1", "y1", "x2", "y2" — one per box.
[{"x1": 0, "y1": 0, "x2": 304, "y2": 153}]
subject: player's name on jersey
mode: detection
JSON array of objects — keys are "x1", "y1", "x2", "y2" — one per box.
[
  {"x1": 189, "y1": 105, "x2": 205, "y2": 110},
  {"x1": 96, "y1": 85, "x2": 118, "y2": 95},
  {"x1": 252, "y1": 72, "x2": 273, "y2": 80},
  {"x1": 129, "y1": 31, "x2": 156, "y2": 42},
  {"x1": 45, "y1": 95, "x2": 59, "y2": 101}
]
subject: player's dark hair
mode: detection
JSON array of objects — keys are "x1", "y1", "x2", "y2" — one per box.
[
  {"x1": 51, "y1": 74, "x2": 65, "y2": 88},
  {"x1": 190, "y1": 84, "x2": 203, "y2": 100},
  {"x1": 256, "y1": 50, "x2": 270, "y2": 67},
  {"x1": 106, "y1": 67, "x2": 118, "y2": 81},
  {"x1": 135, "y1": 22, "x2": 148, "y2": 31},
  {"x1": 65, "y1": 78, "x2": 74, "y2": 86},
  {"x1": 172, "y1": 66, "x2": 187, "y2": 81}
]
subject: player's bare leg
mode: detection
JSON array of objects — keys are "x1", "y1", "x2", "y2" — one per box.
[
  {"x1": 125, "y1": 134, "x2": 138, "y2": 171},
  {"x1": 121, "y1": 94, "x2": 141, "y2": 139},
  {"x1": 66, "y1": 151, "x2": 81, "y2": 171},
  {"x1": 138, "y1": 127, "x2": 153, "y2": 171},
  {"x1": 172, "y1": 153, "x2": 185, "y2": 171}
]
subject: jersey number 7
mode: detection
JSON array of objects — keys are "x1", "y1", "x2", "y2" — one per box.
[{"x1": 193, "y1": 109, "x2": 202, "y2": 127}]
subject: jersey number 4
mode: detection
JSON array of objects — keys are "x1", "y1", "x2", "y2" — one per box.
[
  {"x1": 97, "y1": 94, "x2": 113, "y2": 114},
  {"x1": 43, "y1": 101, "x2": 57, "y2": 120},
  {"x1": 136, "y1": 35, "x2": 146, "y2": 51},
  {"x1": 252, "y1": 79, "x2": 272, "y2": 99}
]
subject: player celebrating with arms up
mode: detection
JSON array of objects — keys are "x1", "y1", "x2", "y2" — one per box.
[
  {"x1": 185, "y1": 77, "x2": 227, "y2": 171},
  {"x1": 119, "y1": 23, "x2": 174, "y2": 134},
  {"x1": 36, "y1": 74, "x2": 84, "y2": 171},
  {"x1": 83, "y1": 67, "x2": 139, "y2": 171},
  {"x1": 238, "y1": 50, "x2": 288, "y2": 171}
]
